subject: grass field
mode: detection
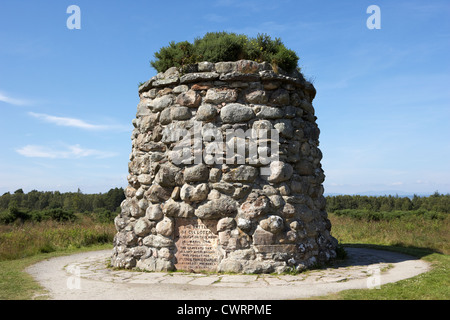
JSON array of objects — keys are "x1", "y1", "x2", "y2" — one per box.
[
  {"x1": 0, "y1": 211, "x2": 448, "y2": 300},
  {"x1": 0, "y1": 215, "x2": 116, "y2": 300},
  {"x1": 329, "y1": 211, "x2": 449, "y2": 255},
  {"x1": 0, "y1": 215, "x2": 115, "y2": 261},
  {"x1": 324, "y1": 212, "x2": 449, "y2": 300}
]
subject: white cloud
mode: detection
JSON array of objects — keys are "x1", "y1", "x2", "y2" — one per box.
[
  {"x1": 0, "y1": 91, "x2": 33, "y2": 106},
  {"x1": 16, "y1": 144, "x2": 118, "y2": 159},
  {"x1": 28, "y1": 112, "x2": 112, "y2": 130}
]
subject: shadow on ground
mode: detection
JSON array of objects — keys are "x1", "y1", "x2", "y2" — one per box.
[{"x1": 328, "y1": 243, "x2": 437, "y2": 269}]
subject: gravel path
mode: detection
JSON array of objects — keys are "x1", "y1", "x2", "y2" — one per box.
[{"x1": 26, "y1": 247, "x2": 430, "y2": 300}]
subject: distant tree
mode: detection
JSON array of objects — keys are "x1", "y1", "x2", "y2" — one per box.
[
  {"x1": 37, "y1": 192, "x2": 50, "y2": 210},
  {"x1": 0, "y1": 187, "x2": 127, "y2": 224},
  {"x1": 25, "y1": 190, "x2": 40, "y2": 210},
  {"x1": 431, "y1": 190, "x2": 441, "y2": 197},
  {"x1": 400, "y1": 197, "x2": 413, "y2": 211},
  {"x1": 92, "y1": 194, "x2": 105, "y2": 210},
  {"x1": 104, "y1": 188, "x2": 125, "y2": 212},
  {"x1": 0, "y1": 192, "x2": 11, "y2": 209}
]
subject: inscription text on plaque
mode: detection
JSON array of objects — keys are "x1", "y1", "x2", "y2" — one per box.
[{"x1": 174, "y1": 218, "x2": 219, "y2": 272}]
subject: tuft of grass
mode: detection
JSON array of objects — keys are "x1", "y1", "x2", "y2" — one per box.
[{"x1": 335, "y1": 243, "x2": 348, "y2": 260}]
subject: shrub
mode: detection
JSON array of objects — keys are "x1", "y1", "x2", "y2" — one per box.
[
  {"x1": 193, "y1": 32, "x2": 248, "y2": 63},
  {"x1": 44, "y1": 208, "x2": 76, "y2": 222},
  {"x1": 272, "y1": 46, "x2": 299, "y2": 74},
  {"x1": 0, "y1": 210, "x2": 15, "y2": 224},
  {"x1": 150, "y1": 32, "x2": 300, "y2": 73},
  {"x1": 3, "y1": 207, "x2": 30, "y2": 223},
  {"x1": 92, "y1": 208, "x2": 116, "y2": 223},
  {"x1": 151, "y1": 40, "x2": 198, "y2": 74},
  {"x1": 1, "y1": 208, "x2": 77, "y2": 224}
]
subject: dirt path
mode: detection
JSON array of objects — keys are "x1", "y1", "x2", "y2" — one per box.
[{"x1": 26, "y1": 247, "x2": 430, "y2": 300}]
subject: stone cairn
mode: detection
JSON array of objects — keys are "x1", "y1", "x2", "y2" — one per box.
[{"x1": 111, "y1": 60, "x2": 338, "y2": 274}]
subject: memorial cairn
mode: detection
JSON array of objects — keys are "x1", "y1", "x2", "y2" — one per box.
[{"x1": 111, "y1": 59, "x2": 338, "y2": 274}]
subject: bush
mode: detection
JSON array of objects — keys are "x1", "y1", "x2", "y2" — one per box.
[
  {"x1": 0, "y1": 210, "x2": 15, "y2": 224},
  {"x1": 193, "y1": 32, "x2": 248, "y2": 63},
  {"x1": 0, "y1": 207, "x2": 30, "y2": 223},
  {"x1": 31, "y1": 208, "x2": 76, "y2": 222},
  {"x1": 151, "y1": 40, "x2": 197, "y2": 74},
  {"x1": 92, "y1": 208, "x2": 116, "y2": 223},
  {"x1": 0, "y1": 208, "x2": 76, "y2": 224},
  {"x1": 44, "y1": 208, "x2": 76, "y2": 222},
  {"x1": 150, "y1": 32, "x2": 300, "y2": 73}
]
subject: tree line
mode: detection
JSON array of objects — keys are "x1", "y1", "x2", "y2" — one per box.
[
  {"x1": 1, "y1": 188, "x2": 448, "y2": 224},
  {"x1": 326, "y1": 192, "x2": 450, "y2": 214},
  {"x1": 0, "y1": 188, "x2": 125, "y2": 224}
]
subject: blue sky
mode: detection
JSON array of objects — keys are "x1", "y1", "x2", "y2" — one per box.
[{"x1": 0, "y1": 0, "x2": 449, "y2": 195}]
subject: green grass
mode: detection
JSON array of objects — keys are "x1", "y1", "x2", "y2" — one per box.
[
  {"x1": 0, "y1": 257, "x2": 45, "y2": 300},
  {"x1": 329, "y1": 251, "x2": 449, "y2": 300},
  {"x1": 0, "y1": 215, "x2": 115, "y2": 261},
  {"x1": 328, "y1": 211, "x2": 449, "y2": 255},
  {"x1": 315, "y1": 212, "x2": 450, "y2": 300}
]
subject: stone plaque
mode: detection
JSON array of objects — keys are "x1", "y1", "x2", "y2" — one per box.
[{"x1": 174, "y1": 218, "x2": 219, "y2": 272}]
